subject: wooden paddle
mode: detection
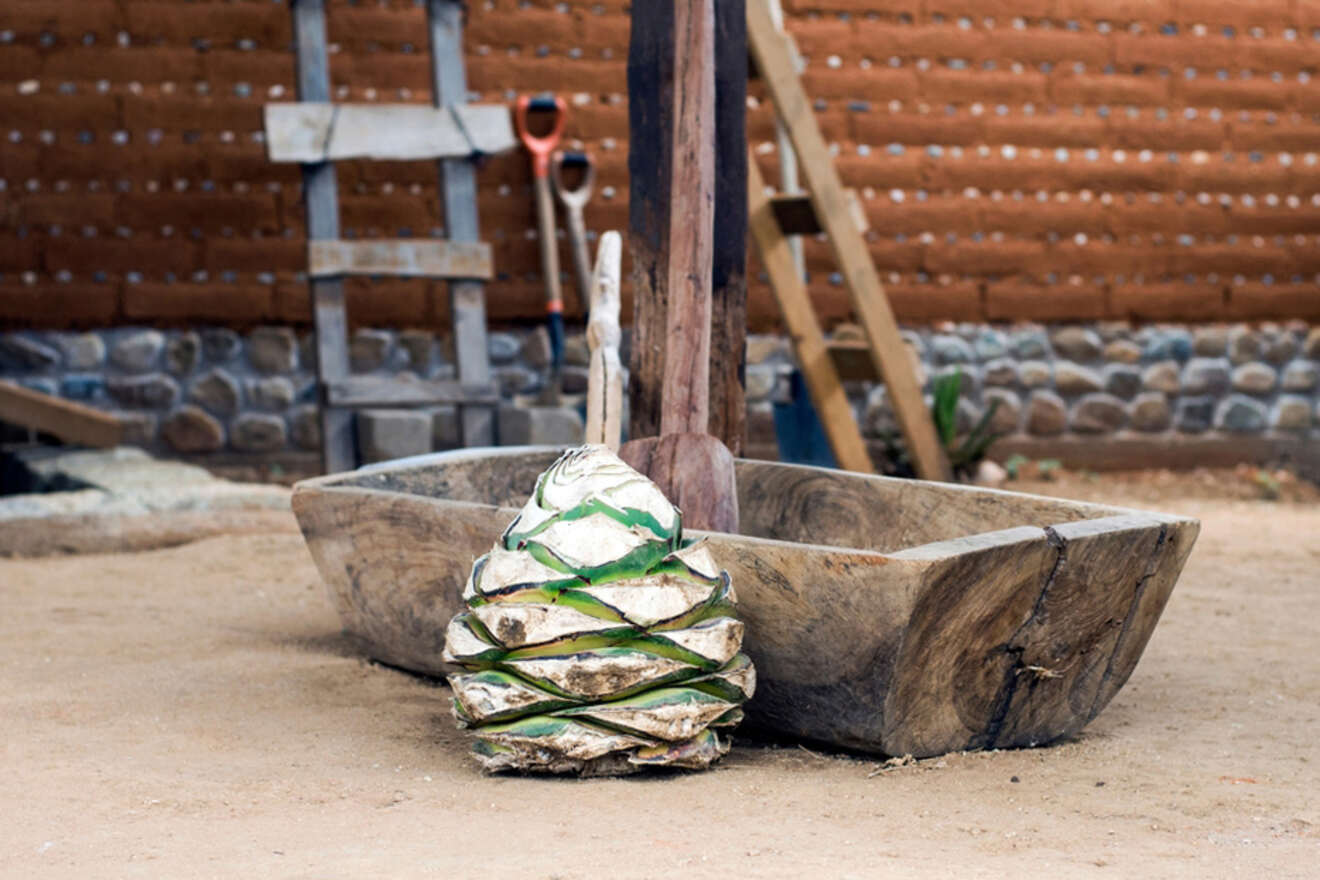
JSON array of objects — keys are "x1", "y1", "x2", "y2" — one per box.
[{"x1": 617, "y1": 0, "x2": 739, "y2": 534}]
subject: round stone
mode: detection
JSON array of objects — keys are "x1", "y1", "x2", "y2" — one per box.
[
  {"x1": 1142, "y1": 360, "x2": 1181, "y2": 393},
  {"x1": 1230, "y1": 362, "x2": 1277, "y2": 394},
  {"x1": 1010, "y1": 329, "x2": 1051, "y2": 359},
  {"x1": 1180, "y1": 358, "x2": 1231, "y2": 395},
  {"x1": 1071, "y1": 393, "x2": 1127, "y2": 434},
  {"x1": 563, "y1": 334, "x2": 590, "y2": 367},
  {"x1": 232, "y1": 413, "x2": 287, "y2": 451},
  {"x1": 189, "y1": 368, "x2": 241, "y2": 415},
  {"x1": 1215, "y1": 395, "x2": 1267, "y2": 433},
  {"x1": 1260, "y1": 331, "x2": 1297, "y2": 365},
  {"x1": 496, "y1": 365, "x2": 539, "y2": 396},
  {"x1": 60, "y1": 333, "x2": 106, "y2": 370},
  {"x1": 109, "y1": 330, "x2": 165, "y2": 373},
  {"x1": 1174, "y1": 397, "x2": 1214, "y2": 434},
  {"x1": 972, "y1": 329, "x2": 1008, "y2": 361},
  {"x1": 487, "y1": 332, "x2": 521, "y2": 365},
  {"x1": 982, "y1": 358, "x2": 1018, "y2": 386},
  {"x1": 247, "y1": 327, "x2": 298, "y2": 374},
  {"x1": 349, "y1": 329, "x2": 394, "y2": 373},
  {"x1": 982, "y1": 388, "x2": 1021, "y2": 433},
  {"x1": 290, "y1": 404, "x2": 321, "y2": 451},
  {"x1": 201, "y1": 328, "x2": 242, "y2": 364},
  {"x1": 931, "y1": 334, "x2": 975, "y2": 364},
  {"x1": 1053, "y1": 362, "x2": 1103, "y2": 394},
  {"x1": 1102, "y1": 364, "x2": 1142, "y2": 399},
  {"x1": 164, "y1": 332, "x2": 201, "y2": 376},
  {"x1": 1270, "y1": 396, "x2": 1312, "y2": 432},
  {"x1": 1026, "y1": 390, "x2": 1067, "y2": 436},
  {"x1": 520, "y1": 326, "x2": 554, "y2": 369},
  {"x1": 1049, "y1": 326, "x2": 1102, "y2": 361},
  {"x1": 745, "y1": 365, "x2": 776, "y2": 401},
  {"x1": 1103, "y1": 339, "x2": 1142, "y2": 364},
  {"x1": 251, "y1": 376, "x2": 295, "y2": 411},
  {"x1": 1280, "y1": 361, "x2": 1318, "y2": 392},
  {"x1": 1142, "y1": 329, "x2": 1192, "y2": 362},
  {"x1": 1226, "y1": 327, "x2": 1262, "y2": 365},
  {"x1": 1129, "y1": 392, "x2": 1171, "y2": 432},
  {"x1": 161, "y1": 405, "x2": 225, "y2": 452},
  {"x1": 1192, "y1": 326, "x2": 1228, "y2": 357},
  {"x1": 398, "y1": 330, "x2": 436, "y2": 370},
  {"x1": 106, "y1": 373, "x2": 179, "y2": 409},
  {"x1": 1019, "y1": 360, "x2": 1052, "y2": 388}
]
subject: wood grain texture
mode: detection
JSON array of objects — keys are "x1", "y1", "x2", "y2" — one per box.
[
  {"x1": 0, "y1": 380, "x2": 123, "y2": 448},
  {"x1": 324, "y1": 376, "x2": 497, "y2": 407},
  {"x1": 618, "y1": 433, "x2": 739, "y2": 534},
  {"x1": 264, "y1": 103, "x2": 515, "y2": 163},
  {"x1": 307, "y1": 239, "x2": 492, "y2": 280},
  {"x1": 294, "y1": 449, "x2": 1199, "y2": 756},
  {"x1": 748, "y1": 156, "x2": 873, "y2": 473},
  {"x1": 747, "y1": 1, "x2": 950, "y2": 482},
  {"x1": 585, "y1": 231, "x2": 624, "y2": 449}
]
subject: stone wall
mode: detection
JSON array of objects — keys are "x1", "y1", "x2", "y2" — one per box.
[{"x1": 2, "y1": 321, "x2": 1317, "y2": 471}]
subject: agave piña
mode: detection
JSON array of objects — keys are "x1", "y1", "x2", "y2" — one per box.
[{"x1": 443, "y1": 444, "x2": 754, "y2": 774}]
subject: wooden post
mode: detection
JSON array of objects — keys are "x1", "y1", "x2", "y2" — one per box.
[
  {"x1": 585, "y1": 232, "x2": 623, "y2": 450},
  {"x1": 709, "y1": 0, "x2": 749, "y2": 456}
]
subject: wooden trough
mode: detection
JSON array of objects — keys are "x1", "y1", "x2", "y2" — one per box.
[{"x1": 292, "y1": 447, "x2": 1198, "y2": 758}]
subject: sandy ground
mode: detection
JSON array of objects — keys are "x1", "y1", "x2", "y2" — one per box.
[{"x1": 3, "y1": 480, "x2": 1319, "y2": 879}]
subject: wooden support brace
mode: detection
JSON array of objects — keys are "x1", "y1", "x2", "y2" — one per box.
[
  {"x1": 264, "y1": 103, "x2": 515, "y2": 163},
  {"x1": 0, "y1": 381, "x2": 123, "y2": 448},
  {"x1": 325, "y1": 377, "x2": 499, "y2": 408},
  {"x1": 307, "y1": 239, "x2": 492, "y2": 280}
]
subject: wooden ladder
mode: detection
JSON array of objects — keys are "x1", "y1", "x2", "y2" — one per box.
[
  {"x1": 747, "y1": 0, "x2": 951, "y2": 481},
  {"x1": 270, "y1": 0, "x2": 513, "y2": 473}
]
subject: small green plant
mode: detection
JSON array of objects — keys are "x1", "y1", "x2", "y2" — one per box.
[
  {"x1": 1003, "y1": 454, "x2": 1029, "y2": 480},
  {"x1": 878, "y1": 367, "x2": 1006, "y2": 480},
  {"x1": 1250, "y1": 468, "x2": 1281, "y2": 500}
]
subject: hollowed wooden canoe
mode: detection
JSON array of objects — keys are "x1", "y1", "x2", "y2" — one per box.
[{"x1": 292, "y1": 447, "x2": 1198, "y2": 758}]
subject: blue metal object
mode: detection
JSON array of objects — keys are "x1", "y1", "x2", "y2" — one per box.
[{"x1": 772, "y1": 370, "x2": 838, "y2": 468}]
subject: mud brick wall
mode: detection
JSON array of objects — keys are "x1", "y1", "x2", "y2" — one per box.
[{"x1": 3, "y1": 0, "x2": 1320, "y2": 331}]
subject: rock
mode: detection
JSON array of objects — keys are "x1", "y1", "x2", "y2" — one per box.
[
  {"x1": 1226, "y1": 327, "x2": 1262, "y2": 365},
  {"x1": 1025, "y1": 390, "x2": 1067, "y2": 436},
  {"x1": 1302, "y1": 327, "x2": 1320, "y2": 359},
  {"x1": 247, "y1": 327, "x2": 298, "y2": 374},
  {"x1": 1174, "y1": 397, "x2": 1214, "y2": 434},
  {"x1": 954, "y1": 398, "x2": 982, "y2": 434},
  {"x1": 201, "y1": 328, "x2": 242, "y2": 364},
  {"x1": 1192, "y1": 326, "x2": 1228, "y2": 357},
  {"x1": 972, "y1": 329, "x2": 1008, "y2": 361},
  {"x1": 1049, "y1": 327, "x2": 1102, "y2": 361},
  {"x1": 982, "y1": 388, "x2": 1021, "y2": 434},
  {"x1": 59, "y1": 374, "x2": 105, "y2": 400},
  {"x1": 115, "y1": 411, "x2": 158, "y2": 447},
  {"x1": 930, "y1": 334, "x2": 974, "y2": 364},
  {"x1": 745, "y1": 365, "x2": 777, "y2": 401},
  {"x1": 106, "y1": 373, "x2": 179, "y2": 409},
  {"x1": 109, "y1": 330, "x2": 164, "y2": 373},
  {"x1": 1053, "y1": 362, "x2": 1103, "y2": 394},
  {"x1": 1215, "y1": 394, "x2": 1267, "y2": 433},
  {"x1": 1018, "y1": 360, "x2": 1052, "y2": 387},
  {"x1": 0, "y1": 335, "x2": 61, "y2": 370},
  {"x1": 863, "y1": 385, "x2": 896, "y2": 436},
  {"x1": 497, "y1": 405, "x2": 583, "y2": 446},
  {"x1": 349, "y1": 329, "x2": 393, "y2": 373},
  {"x1": 431, "y1": 406, "x2": 461, "y2": 450},
  {"x1": 520, "y1": 326, "x2": 553, "y2": 369},
  {"x1": 1103, "y1": 339, "x2": 1142, "y2": 364},
  {"x1": 972, "y1": 459, "x2": 1008, "y2": 488},
  {"x1": 60, "y1": 333, "x2": 106, "y2": 370},
  {"x1": 1097, "y1": 321, "x2": 1132, "y2": 342},
  {"x1": 1142, "y1": 329, "x2": 1193, "y2": 362},
  {"x1": 1010, "y1": 329, "x2": 1050, "y2": 359},
  {"x1": 398, "y1": 329, "x2": 435, "y2": 370},
  {"x1": 900, "y1": 330, "x2": 926, "y2": 355},
  {"x1": 356, "y1": 409, "x2": 431, "y2": 463},
  {"x1": 1271, "y1": 396, "x2": 1312, "y2": 432},
  {"x1": 1129, "y1": 392, "x2": 1171, "y2": 432},
  {"x1": 1231, "y1": 363, "x2": 1276, "y2": 394},
  {"x1": 232, "y1": 413, "x2": 288, "y2": 452},
  {"x1": 487, "y1": 332, "x2": 520, "y2": 365},
  {"x1": 20, "y1": 377, "x2": 58, "y2": 396},
  {"x1": 1280, "y1": 360, "x2": 1319, "y2": 392},
  {"x1": 1142, "y1": 360, "x2": 1181, "y2": 393},
  {"x1": 298, "y1": 332, "x2": 317, "y2": 372},
  {"x1": 164, "y1": 332, "x2": 201, "y2": 375},
  {"x1": 1180, "y1": 358, "x2": 1231, "y2": 395},
  {"x1": 189, "y1": 368, "x2": 241, "y2": 415},
  {"x1": 560, "y1": 365, "x2": 590, "y2": 395},
  {"x1": 747, "y1": 335, "x2": 789, "y2": 364},
  {"x1": 563, "y1": 334, "x2": 590, "y2": 367},
  {"x1": 982, "y1": 358, "x2": 1018, "y2": 386},
  {"x1": 251, "y1": 376, "x2": 295, "y2": 410},
  {"x1": 1102, "y1": 364, "x2": 1142, "y2": 399},
  {"x1": 1260, "y1": 331, "x2": 1297, "y2": 365},
  {"x1": 1071, "y1": 393, "x2": 1127, "y2": 434},
  {"x1": 290, "y1": 404, "x2": 321, "y2": 451},
  {"x1": 162, "y1": 405, "x2": 225, "y2": 452},
  {"x1": 495, "y1": 366, "x2": 540, "y2": 396},
  {"x1": 933, "y1": 363, "x2": 978, "y2": 396}
]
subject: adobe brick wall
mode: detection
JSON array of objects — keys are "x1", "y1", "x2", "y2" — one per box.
[{"x1": 1, "y1": 0, "x2": 1319, "y2": 330}]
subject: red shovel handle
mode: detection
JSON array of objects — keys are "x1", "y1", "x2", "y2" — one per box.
[{"x1": 515, "y1": 94, "x2": 567, "y2": 177}]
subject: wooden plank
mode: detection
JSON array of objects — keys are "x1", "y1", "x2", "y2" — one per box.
[
  {"x1": 264, "y1": 103, "x2": 515, "y2": 163},
  {"x1": 325, "y1": 376, "x2": 498, "y2": 408},
  {"x1": 748, "y1": 0, "x2": 950, "y2": 482},
  {"x1": 428, "y1": 0, "x2": 495, "y2": 448},
  {"x1": 827, "y1": 339, "x2": 880, "y2": 382},
  {"x1": 770, "y1": 189, "x2": 868, "y2": 236},
  {"x1": 748, "y1": 156, "x2": 874, "y2": 473},
  {"x1": 307, "y1": 239, "x2": 492, "y2": 280},
  {"x1": 291, "y1": 0, "x2": 354, "y2": 474},
  {"x1": 709, "y1": 0, "x2": 749, "y2": 456},
  {"x1": 0, "y1": 381, "x2": 123, "y2": 448},
  {"x1": 585, "y1": 231, "x2": 624, "y2": 450}
]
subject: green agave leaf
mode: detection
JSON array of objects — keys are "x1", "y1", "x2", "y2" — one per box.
[
  {"x1": 475, "y1": 714, "x2": 659, "y2": 762},
  {"x1": 629, "y1": 728, "x2": 728, "y2": 769},
  {"x1": 684, "y1": 653, "x2": 757, "y2": 702},
  {"x1": 552, "y1": 686, "x2": 739, "y2": 741},
  {"x1": 496, "y1": 645, "x2": 706, "y2": 700},
  {"x1": 634, "y1": 616, "x2": 744, "y2": 669},
  {"x1": 441, "y1": 612, "x2": 503, "y2": 665},
  {"x1": 469, "y1": 601, "x2": 636, "y2": 650},
  {"x1": 450, "y1": 669, "x2": 580, "y2": 725},
  {"x1": 521, "y1": 535, "x2": 674, "y2": 583},
  {"x1": 504, "y1": 495, "x2": 678, "y2": 551}
]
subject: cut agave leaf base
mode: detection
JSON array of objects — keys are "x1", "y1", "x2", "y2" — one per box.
[{"x1": 440, "y1": 445, "x2": 755, "y2": 775}]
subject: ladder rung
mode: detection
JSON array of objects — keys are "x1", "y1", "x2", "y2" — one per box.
[
  {"x1": 325, "y1": 377, "x2": 500, "y2": 408},
  {"x1": 264, "y1": 103, "x2": 516, "y2": 163},
  {"x1": 307, "y1": 239, "x2": 493, "y2": 280},
  {"x1": 825, "y1": 341, "x2": 880, "y2": 383},
  {"x1": 769, "y1": 190, "x2": 869, "y2": 236}
]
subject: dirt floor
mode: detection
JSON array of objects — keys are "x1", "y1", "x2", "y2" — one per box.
[{"x1": 3, "y1": 472, "x2": 1318, "y2": 878}]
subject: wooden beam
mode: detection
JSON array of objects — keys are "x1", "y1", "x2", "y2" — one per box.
[
  {"x1": 264, "y1": 103, "x2": 515, "y2": 163},
  {"x1": 325, "y1": 377, "x2": 498, "y2": 408},
  {"x1": 307, "y1": 239, "x2": 492, "y2": 280},
  {"x1": 0, "y1": 381, "x2": 123, "y2": 448},
  {"x1": 769, "y1": 189, "x2": 868, "y2": 236},
  {"x1": 747, "y1": 0, "x2": 950, "y2": 482},
  {"x1": 708, "y1": 0, "x2": 749, "y2": 456},
  {"x1": 291, "y1": 0, "x2": 355, "y2": 474},
  {"x1": 748, "y1": 156, "x2": 874, "y2": 473},
  {"x1": 428, "y1": 0, "x2": 496, "y2": 448}
]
